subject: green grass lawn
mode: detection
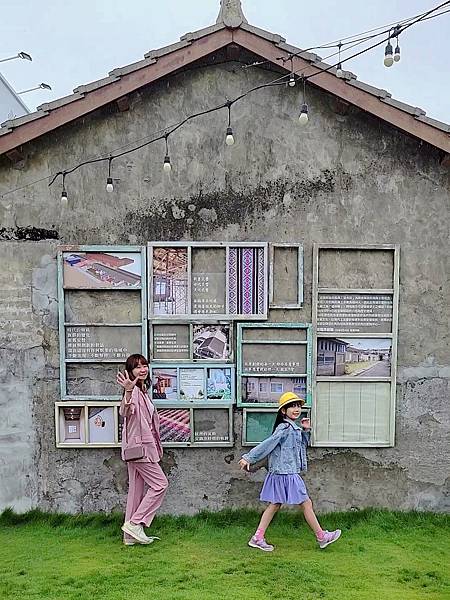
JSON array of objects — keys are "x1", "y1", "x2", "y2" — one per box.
[{"x1": 0, "y1": 508, "x2": 448, "y2": 600}]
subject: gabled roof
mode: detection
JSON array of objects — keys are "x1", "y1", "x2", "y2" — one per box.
[{"x1": 1, "y1": 0, "x2": 449, "y2": 159}]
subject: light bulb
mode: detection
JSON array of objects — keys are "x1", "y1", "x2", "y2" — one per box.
[
  {"x1": 394, "y1": 45, "x2": 401, "y2": 62},
  {"x1": 106, "y1": 177, "x2": 114, "y2": 192},
  {"x1": 289, "y1": 73, "x2": 296, "y2": 87},
  {"x1": 163, "y1": 155, "x2": 172, "y2": 173},
  {"x1": 298, "y1": 103, "x2": 309, "y2": 125},
  {"x1": 61, "y1": 190, "x2": 68, "y2": 206},
  {"x1": 336, "y1": 63, "x2": 343, "y2": 78},
  {"x1": 384, "y1": 41, "x2": 394, "y2": 67},
  {"x1": 225, "y1": 126, "x2": 235, "y2": 146}
]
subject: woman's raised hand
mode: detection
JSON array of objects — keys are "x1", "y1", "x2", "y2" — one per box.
[{"x1": 116, "y1": 370, "x2": 139, "y2": 392}]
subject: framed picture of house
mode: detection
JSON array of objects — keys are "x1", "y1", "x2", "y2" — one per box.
[{"x1": 237, "y1": 323, "x2": 313, "y2": 408}]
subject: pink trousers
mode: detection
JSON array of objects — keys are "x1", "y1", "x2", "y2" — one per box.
[{"x1": 125, "y1": 461, "x2": 168, "y2": 531}]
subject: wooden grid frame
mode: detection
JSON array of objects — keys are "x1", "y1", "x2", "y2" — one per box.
[
  {"x1": 150, "y1": 363, "x2": 235, "y2": 405},
  {"x1": 242, "y1": 407, "x2": 311, "y2": 447},
  {"x1": 55, "y1": 402, "x2": 233, "y2": 449},
  {"x1": 311, "y1": 243, "x2": 400, "y2": 447},
  {"x1": 149, "y1": 320, "x2": 234, "y2": 363},
  {"x1": 147, "y1": 241, "x2": 269, "y2": 321},
  {"x1": 236, "y1": 322, "x2": 313, "y2": 408},
  {"x1": 57, "y1": 245, "x2": 147, "y2": 401},
  {"x1": 269, "y1": 243, "x2": 304, "y2": 308}
]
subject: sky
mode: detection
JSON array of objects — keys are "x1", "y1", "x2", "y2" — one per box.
[{"x1": 1, "y1": 0, "x2": 449, "y2": 123}]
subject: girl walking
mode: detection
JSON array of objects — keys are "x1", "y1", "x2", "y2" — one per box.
[
  {"x1": 239, "y1": 392, "x2": 341, "y2": 552},
  {"x1": 117, "y1": 353, "x2": 168, "y2": 545}
]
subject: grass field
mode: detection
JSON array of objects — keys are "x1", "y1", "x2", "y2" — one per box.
[{"x1": 0, "y1": 508, "x2": 448, "y2": 600}]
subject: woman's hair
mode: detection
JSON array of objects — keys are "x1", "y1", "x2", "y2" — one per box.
[{"x1": 125, "y1": 354, "x2": 149, "y2": 390}]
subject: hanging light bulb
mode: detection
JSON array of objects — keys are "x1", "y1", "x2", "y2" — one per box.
[
  {"x1": 225, "y1": 101, "x2": 235, "y2": 146},
  {"x1": 394, "y1": 38, "x2": 401, "y2": 62},
  {"x1": 163, "y1": 135, "x2": 172, "y2": 173},
  {"x1": 298, "y1": 76, "x2": 309, "y2": 125},
  {"x1": 226, "y1": 126, "x2": 235, "y2": 146},
  {"x1": 61, "y1": 173, "x2": 68, "y2": 206},
  {"x1": 289, "y1": 72, "x2": 296, "y2": 87},
  {"x1": 106, "y1": 157, "x2": 114, "y2": 192},
  {"x1": 384, "y1": 40, "x2": 394, "y2": 67},
  {"x1": 299, "y1": 103, "x2": 309, "y2": 125},
  {"x1": 336, "y1": 42, "x2": 343, "y2": 78}
]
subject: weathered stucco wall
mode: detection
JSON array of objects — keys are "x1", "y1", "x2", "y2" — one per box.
[{"x1": 0, "y1": 62, "x2": 449, "y2": 514}]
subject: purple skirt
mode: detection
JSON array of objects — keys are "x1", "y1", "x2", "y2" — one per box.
[{"x1": 260, "y1": 473, "x2": 309, "y2": 505}]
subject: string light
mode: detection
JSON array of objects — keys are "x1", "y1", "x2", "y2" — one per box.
[
  {"x1": 61, "y1": 173, "x2": 68, "y2": 206},
  {"x1": 298, "y1": 77, "x2": 309, "y2": 125},
  {"x1": 106, "y1": 157, "x2": 114, "y2": 192},
  {"x1": 225, "y1": 101, "x2": 235, "y2": 145},
  {"x1": 336, "y1": 42, "x2": 344, "y2": 78},
  {"x1": 288, "y1": 60, "x2": 296, "y2": 87},
  {"x1": 384, "y1": 39, "x2": 394, "y2": 67},
  {"x1": 163, "y1": 134, "x2": 172, "y2": 173},
  {"x1": 1, "y1": 3, "x2": 447, "y2": 203}
]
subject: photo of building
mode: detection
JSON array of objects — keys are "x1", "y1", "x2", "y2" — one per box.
[
  {"x1": 63, "y1": 252, "x2": 141, "y2": 288},
  {"x1": 152, "y1": 248, "x2": 188, "y2": 315},
  {"x1": 317, "y1": 338, "x2": 391, "y2": 377}
]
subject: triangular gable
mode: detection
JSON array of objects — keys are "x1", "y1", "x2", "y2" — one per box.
[{"x1": 0, "y1": 21, "x2": 449, "y2": 159}]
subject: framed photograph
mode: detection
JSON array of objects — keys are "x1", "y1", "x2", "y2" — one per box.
[
  {"x1": 57, "y1": 405, "x2": 86, "y2": 445},
  {"x1": 63, "y1": 252, "x2": 141, "y2": 289},
  {"x1": 152, "y1": 368, "x2": 178, "y2": 400},
  {"x1": 207, "y1": 368, "x2": 232, "y2": 400},
  {"x1": 152, "y1": 247, "x2": 188, "y2": 315},
  {"x1": 158, "y1": 408, "x2": 191, "y2": 443},
  {"x1": 88, "y1": 406, "x2": 115, "y2": 443},
  {"x1": 193, "y1": 324, "x2": 231, "y2": 360},
  {"x1": 241, "y1": 376, "x2": 307, "y2": 404},
  {"x1": 317, "y1": 338, "x2": 392, "y2": 378}
]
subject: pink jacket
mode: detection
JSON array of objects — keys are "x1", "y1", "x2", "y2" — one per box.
[{"x1": 119, "y1": 386, "x2": 163, "y2": 463}]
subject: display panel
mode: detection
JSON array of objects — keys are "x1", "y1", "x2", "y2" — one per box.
[
  {"x1": 151, "y1": 365, "x2": 235, "y2": 403},
  {"x1": 148, "y1": 242, "x2": 268, "y2": 320},
  {"x1": 317, "y1": 293, "x2": 393, "y2": 334},
  {"x1": 242, "y1": 343, "x2": 307, "y2": 374},
  {"x1": 63, "y1": 252, "x2": 141, "y2": 289},
  {"x1": 57, "y1": 406, "x2": 86, "y2": 444},
  {"x1": 65, "y1": 290, "x2": 142, "y2": 324},
  {"x1": 66, "y1": 364, "x2": 119, "y2": 397},
  {"x1": 191, "y1": 247, "x2": 226, "y2": 315},
  {"x1": 207, "y1": 368, "x2": 232, "y2": 400},
  {"x1": 65, "y1": 326, "x2": 141, "y2": 360},
  {"x1": 269, "y1": 244, "x2": 304, "y2": 308},
  {"x1": 152, "y1": 324, "x2": 190, "y2": 360},
  {"x1": 152, "y1": 368, "x2": 178, "y2": 400},
  {"x1": 318, "y1": 249, "x2": 394, "y2": 289},
  {"x1": 193, "y1": 408, "x2": 230, "y2": 443}
]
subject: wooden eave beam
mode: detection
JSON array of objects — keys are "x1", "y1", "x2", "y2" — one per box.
[{"x1": 0, "y1": 29, "x2": 233, "y2": 155}]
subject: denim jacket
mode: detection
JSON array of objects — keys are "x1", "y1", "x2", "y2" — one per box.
[{"x1": 242, "y1": 418, "x2": 310, "y2": 474}]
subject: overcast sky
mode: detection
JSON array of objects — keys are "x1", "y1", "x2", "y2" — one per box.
[{"x1": 1, "y1": 0, "x2": 449, "y2": 123}]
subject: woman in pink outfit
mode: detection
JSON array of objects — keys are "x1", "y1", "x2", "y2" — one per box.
[{"x1": 117, "y1": 354, "x2": 168, "y2": 545}]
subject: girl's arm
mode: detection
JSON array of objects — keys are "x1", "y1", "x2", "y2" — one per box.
[
  {"x1": 241, "y1": 424, "x2": 289, "y2": 466},
  {"x1": 117, "y1": 371, "x2": 139, "y2": 417},
  {"x1": 119, "y1": 389, "x2": 135, "y2": 417}
]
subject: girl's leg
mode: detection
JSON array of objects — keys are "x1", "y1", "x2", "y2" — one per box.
[
  {"x1": 254, "y1": 503, "x2": 281, "y2": 539},
  {"x1": 299, "y1": 498, "x2": 322, "y2": 535},
  {"x1": 124, "y1": 463, "x2": 145, "y2": 542},
  {"x1": 299, "y1": 498, "x2": 342, "y2": 547}
]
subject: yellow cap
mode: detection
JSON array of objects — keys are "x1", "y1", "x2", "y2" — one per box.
[{"x1": 278, "y1": 391, "x2": 305, "y2": 410}]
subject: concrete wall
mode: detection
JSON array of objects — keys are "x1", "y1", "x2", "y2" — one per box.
[{"x1": 0, "y1": 61, "x2": 449, "y2": 514}]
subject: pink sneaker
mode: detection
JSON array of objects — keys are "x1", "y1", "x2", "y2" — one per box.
[
  {"x1": 248, "y1": 535, "x2": 274, "y2": 552},
  {"x1": 317, "y1": 529, "x2": 341, "y2": 549}
]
